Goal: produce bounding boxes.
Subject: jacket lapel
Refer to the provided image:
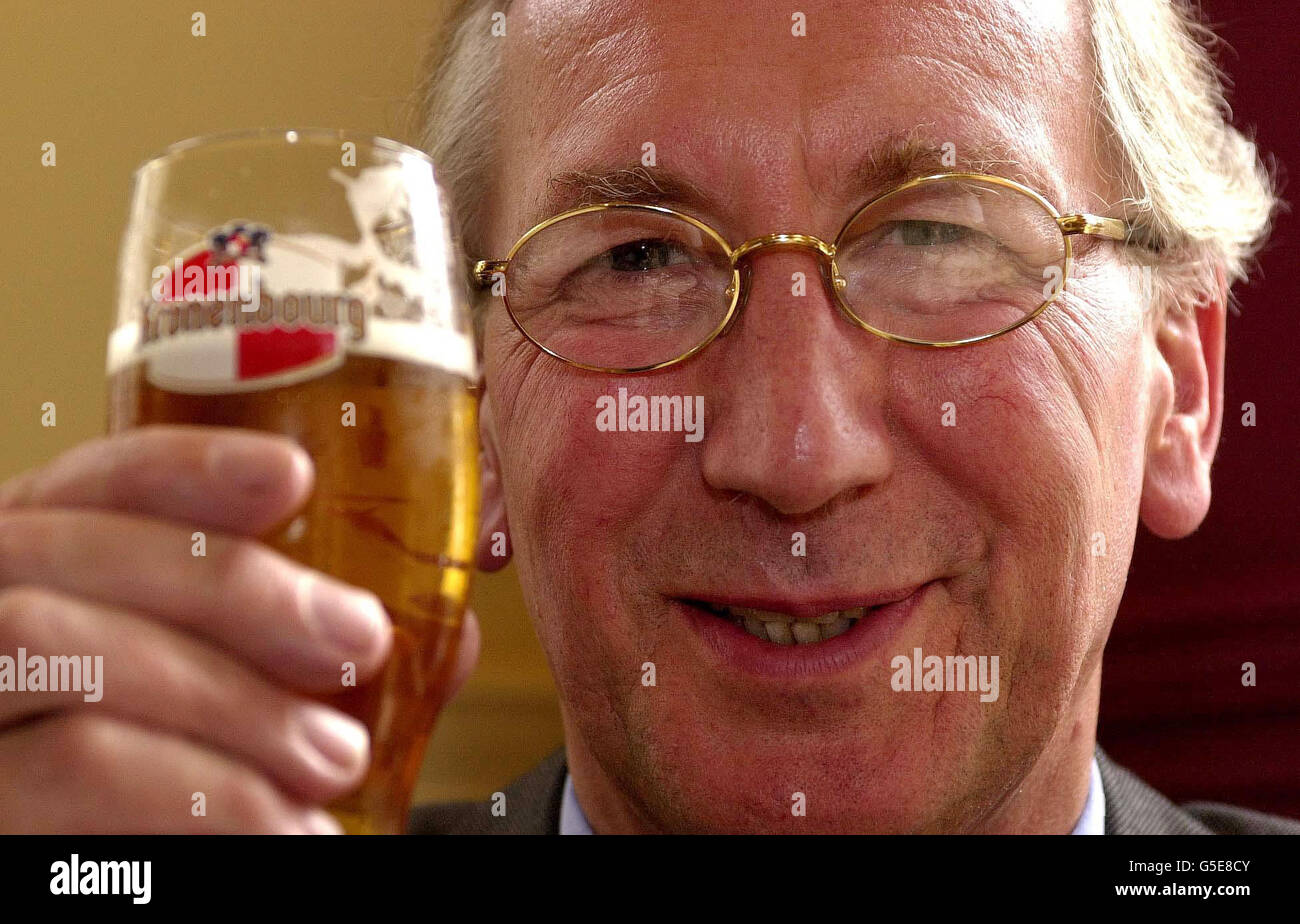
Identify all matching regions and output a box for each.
[407,746,567,835]
[1096,746,1213,834]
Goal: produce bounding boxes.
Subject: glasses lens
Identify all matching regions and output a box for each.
[835,177,1066,343]
[504,207,734,369]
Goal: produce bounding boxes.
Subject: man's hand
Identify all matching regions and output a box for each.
[0,426,479,833]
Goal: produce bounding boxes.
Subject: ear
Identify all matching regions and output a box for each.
[475,388,512,571]
[1138,266,1227,539]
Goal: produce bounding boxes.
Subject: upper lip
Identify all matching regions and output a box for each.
[680,583,927,619]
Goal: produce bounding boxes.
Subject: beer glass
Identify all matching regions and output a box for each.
[107,129,480,834]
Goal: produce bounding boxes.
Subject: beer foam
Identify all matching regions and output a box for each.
[109,163,478,385]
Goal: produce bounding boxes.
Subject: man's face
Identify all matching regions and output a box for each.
[476,0,1213,832]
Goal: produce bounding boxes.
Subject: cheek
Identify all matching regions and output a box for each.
[894,288,1148,667]
[897,286,1147,529]
[496,377,687,535]
[897,345,1091,527]
[485,314,691,601]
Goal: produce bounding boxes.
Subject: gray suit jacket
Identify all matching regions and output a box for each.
[408,745,1300,834]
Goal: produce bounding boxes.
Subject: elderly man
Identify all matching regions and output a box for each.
[0,0,1293,835]
[409,0,1297,835]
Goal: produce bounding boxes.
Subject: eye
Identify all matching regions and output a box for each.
[602,239,691,272]
[885,220,972,246]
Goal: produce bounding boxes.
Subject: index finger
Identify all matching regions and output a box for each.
[0,425,314,536]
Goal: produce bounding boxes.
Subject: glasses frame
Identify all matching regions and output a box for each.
[471,172,1135,374]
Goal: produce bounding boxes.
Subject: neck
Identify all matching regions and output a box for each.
[974,665,1101,834]
[561,719,665,835]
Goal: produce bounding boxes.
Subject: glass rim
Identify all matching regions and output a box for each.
[132,127,434,179]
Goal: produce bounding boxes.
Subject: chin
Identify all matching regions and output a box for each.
[610,705,989,834]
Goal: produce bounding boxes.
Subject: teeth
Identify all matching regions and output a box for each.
[813,607,866,624]
[765,621,793,644]
[822,615,852,639]
[790,621,821,644]
[731,606,791,623]
[705,603,864,644]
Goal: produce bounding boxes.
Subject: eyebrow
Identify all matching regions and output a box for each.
[531,166,714,228]
[841,132,1057,202]
[526,131,1062,233]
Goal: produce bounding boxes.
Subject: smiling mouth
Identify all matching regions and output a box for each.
[687,602,869,645]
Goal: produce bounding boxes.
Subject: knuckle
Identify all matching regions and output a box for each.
[99,434,154,491]
[0,511,66,587]
[0,584,59,641]
[150,643,228,725]
[207,537,304,625]
[44,714,123,778]
[0,511,36,580]
[222,768,294,830]
[95,430,190,508]
[0,468,36,509]
[205,535,267,589]
[0,583,48,619]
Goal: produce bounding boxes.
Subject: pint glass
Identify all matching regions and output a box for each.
[107,129,479,834]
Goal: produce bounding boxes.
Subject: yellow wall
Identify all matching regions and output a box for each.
[0,0,561,806]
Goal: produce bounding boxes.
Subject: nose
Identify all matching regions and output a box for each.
[700,242,894,518]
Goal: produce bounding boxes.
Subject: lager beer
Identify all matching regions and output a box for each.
[109,130,480,834]
[108,356,477,834]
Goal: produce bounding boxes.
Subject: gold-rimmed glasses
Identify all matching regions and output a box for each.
[472,172,1139,373]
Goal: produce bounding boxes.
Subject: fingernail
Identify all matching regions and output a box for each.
[305,576,389,655]
[297,704,369,774]
[299,808,345,835]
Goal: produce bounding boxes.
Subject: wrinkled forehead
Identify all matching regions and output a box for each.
[497,0,1099,233]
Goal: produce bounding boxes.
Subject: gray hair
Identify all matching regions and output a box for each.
[413,0,1277,319]
[413,0,511,324]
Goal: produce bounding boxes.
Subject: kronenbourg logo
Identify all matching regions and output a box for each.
[139,219,359,393]
[110,165,479,392]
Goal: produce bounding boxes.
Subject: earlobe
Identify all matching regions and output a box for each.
[475,393,512,571]
[1138,268,1226,539]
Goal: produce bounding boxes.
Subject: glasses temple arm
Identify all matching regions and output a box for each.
[472,259,508,288]
[1057,213,1135,242]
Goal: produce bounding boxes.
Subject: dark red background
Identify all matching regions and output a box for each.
[1097,1,1300,818]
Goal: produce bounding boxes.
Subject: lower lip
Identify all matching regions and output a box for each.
[676,583,933,680]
